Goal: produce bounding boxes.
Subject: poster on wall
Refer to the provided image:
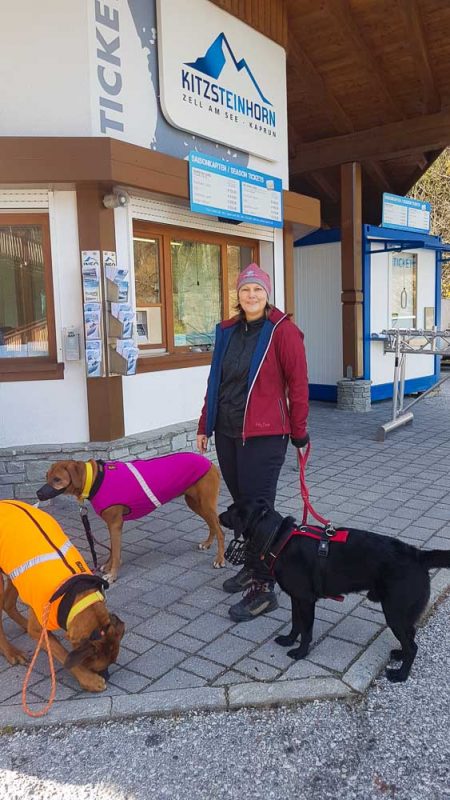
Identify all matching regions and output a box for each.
[106,266,129,302]
[103,251,117,269]
[84,303,102,340]
[85,339,103,378]
[116,339,139,375]
[81,251,101,302]
[111,303,135,339]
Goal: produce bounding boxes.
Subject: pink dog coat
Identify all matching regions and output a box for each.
[89,453,212,520]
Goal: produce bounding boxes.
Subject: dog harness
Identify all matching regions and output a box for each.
[0,500,97,630]
[229,518,349,601]
[264,524,349,574]
[86,453,212,520]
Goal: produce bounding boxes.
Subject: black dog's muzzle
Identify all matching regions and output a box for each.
[36,483,66,501]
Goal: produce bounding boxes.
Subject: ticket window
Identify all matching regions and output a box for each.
[132,223,257,359]
[389,252,417,329]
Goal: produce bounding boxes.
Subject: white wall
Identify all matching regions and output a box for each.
[0,190,89,447]
[0,3,91,136]
[370,245,436,386]
[122,366,210,436]
[442,298,450,329]
[294,243,343,385]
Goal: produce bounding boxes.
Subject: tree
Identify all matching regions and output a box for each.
[408,148,450,298]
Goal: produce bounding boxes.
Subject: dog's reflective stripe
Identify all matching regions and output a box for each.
[9,540,72,580]
[124,462,161,508]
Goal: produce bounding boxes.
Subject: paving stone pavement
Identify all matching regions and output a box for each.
[1,381,450,728]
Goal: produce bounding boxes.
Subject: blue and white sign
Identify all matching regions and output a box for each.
[382,193,431,234]
[189,152,283,228]
[157,0,287,163]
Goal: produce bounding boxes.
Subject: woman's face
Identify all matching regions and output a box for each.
[238,283,268,320]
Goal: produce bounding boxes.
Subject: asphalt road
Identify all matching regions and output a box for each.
[0,594,449,800]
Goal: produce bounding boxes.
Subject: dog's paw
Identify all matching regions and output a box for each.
[198,540,211,552]
[102,570,118,584]
[79,673,107,692]
[3,644,28,666]
[287,645,309,661]
[275,634,297,648]
[213,558,226,569]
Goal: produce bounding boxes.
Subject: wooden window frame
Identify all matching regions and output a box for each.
[132,221,259,372]
[0,213,63,382]
[134,234,167,352]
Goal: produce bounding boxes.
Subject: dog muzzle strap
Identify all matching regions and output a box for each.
[36,483,66,501]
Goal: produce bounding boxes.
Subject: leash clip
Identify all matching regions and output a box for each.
[324,523,336,538]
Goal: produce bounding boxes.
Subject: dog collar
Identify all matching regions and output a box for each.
[66,591,104,628]
[80,461,94,501]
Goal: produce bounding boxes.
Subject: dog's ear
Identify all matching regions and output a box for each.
[66,461,85,492]
[64,639,96,669]
[100,614,125,665]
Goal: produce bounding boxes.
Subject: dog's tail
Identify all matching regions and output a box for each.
[418,549,450,570]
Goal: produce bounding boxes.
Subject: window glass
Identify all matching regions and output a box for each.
[227,244,254,312]
[390,253,417,328]
[171,240,221,348]
[134,237,163,345]
[0,224,48,358]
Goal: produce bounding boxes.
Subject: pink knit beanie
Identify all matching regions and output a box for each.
[236,263,271,297]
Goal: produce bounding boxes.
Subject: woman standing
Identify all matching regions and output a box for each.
[197,264,309,622]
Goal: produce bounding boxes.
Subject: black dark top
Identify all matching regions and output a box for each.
[215,316,265,437]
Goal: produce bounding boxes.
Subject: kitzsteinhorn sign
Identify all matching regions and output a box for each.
[156,0,287,163]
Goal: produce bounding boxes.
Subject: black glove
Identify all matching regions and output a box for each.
[290,433,310,449]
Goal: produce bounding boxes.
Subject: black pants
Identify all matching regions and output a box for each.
[215,432,288,506]
[215,432,288,587]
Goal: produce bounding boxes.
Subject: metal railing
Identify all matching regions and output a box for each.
[374,328,450,441]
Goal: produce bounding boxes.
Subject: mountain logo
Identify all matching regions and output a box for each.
[185,32,272,107]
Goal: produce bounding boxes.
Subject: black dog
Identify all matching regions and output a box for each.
[227,500,450,682]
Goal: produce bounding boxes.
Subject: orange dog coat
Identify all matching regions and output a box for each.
[0,500,91,630]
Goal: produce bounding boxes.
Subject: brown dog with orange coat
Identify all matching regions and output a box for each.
[0,500,124,693]
[37,452,225,583]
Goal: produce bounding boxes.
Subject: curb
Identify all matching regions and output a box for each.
[1,572,448,731]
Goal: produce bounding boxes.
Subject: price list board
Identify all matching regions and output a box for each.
[189,152,283,228]
[382,192,431,234]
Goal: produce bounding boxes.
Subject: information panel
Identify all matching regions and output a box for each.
[189,152,283,228]
[382,193,431,234]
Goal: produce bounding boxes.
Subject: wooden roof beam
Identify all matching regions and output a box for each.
[290,111,450,174]
[308,171,339,204]
[326,0,403,121]
[398,0,441,114]
[364,161,391,193]
[287,39,353,135]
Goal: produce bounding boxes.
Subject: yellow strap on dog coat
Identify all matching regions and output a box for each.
[66,591,104,628]
[80,461,94,501]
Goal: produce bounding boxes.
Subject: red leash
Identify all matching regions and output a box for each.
[298,442,330,527]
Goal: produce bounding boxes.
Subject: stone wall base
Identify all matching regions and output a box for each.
[0,420,214,502]
[337,379,372,413]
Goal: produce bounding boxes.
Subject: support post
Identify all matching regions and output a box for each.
[340,162,364,378]
[283,222,295,315]
[76,183,125,442]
